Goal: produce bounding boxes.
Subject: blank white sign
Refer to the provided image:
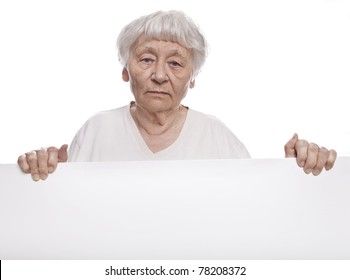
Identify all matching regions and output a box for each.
[0,158,349,260]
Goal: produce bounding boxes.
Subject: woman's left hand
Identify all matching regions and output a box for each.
[284,133,337,176]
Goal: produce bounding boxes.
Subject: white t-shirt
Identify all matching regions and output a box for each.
[68,103,250,161]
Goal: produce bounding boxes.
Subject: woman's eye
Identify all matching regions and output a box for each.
[169,61,181,67]
[141,58,153,64]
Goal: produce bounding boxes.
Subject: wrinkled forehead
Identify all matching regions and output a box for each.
[131,36,193,59]
[134,36,190,51]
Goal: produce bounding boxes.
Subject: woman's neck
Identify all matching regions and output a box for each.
[130,102,187,136]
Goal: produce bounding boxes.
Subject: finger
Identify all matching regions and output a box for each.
[17,154,31,173]
[325,149,337,171]
[25,151,40,181]
[284,133,298,157]
[294,139,309,167]
[311,147,329,176]
[58,144,69,162]
[47,147,59,173]
[36,148,49,180]
[303,143,319,174]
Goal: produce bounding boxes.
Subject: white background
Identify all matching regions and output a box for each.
[0,0,349,163]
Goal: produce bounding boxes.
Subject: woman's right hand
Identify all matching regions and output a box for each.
[17,144,69,181]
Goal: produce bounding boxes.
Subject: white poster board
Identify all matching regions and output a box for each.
[0,158,349,259]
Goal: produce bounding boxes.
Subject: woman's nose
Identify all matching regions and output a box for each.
[151,62,169,84]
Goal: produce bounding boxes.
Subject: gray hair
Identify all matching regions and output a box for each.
[116,10,208,77]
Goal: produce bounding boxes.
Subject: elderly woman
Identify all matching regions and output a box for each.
[18,10,337,181]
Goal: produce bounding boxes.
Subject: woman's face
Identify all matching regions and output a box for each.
[123,39,195,113]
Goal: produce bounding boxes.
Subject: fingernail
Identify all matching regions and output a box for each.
[32,174,40,181]
[48,167,54,173]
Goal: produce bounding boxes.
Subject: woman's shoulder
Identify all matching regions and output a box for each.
[72,105,129,138]
[185,108,250,158]
[81,104,129,127]
[187,108,229,128]
[69,104,130,151]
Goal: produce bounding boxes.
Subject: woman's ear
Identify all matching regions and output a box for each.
[190,79,195,89]
[122,67,129,82]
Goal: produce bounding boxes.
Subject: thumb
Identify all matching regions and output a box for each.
[284,133,298,158]
[58,144,69,162]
